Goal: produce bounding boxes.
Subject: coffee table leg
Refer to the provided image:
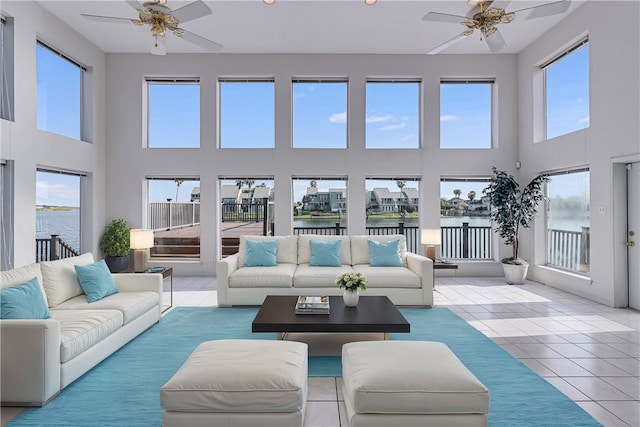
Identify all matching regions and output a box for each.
[384,332,390,340]
[277,332,285,340]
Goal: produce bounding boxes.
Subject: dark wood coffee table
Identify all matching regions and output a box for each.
[252,295,410,340]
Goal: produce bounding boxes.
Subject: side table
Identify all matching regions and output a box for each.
[432,261,458,289]
[124,266,173,313]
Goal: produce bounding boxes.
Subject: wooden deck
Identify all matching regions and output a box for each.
[153,222,266,239]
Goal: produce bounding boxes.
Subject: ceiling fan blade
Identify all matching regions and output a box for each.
[81,14,134,24]
[512,0,571,20]
[176,28,222,52]
[488,1,512,10]
[125,1,143,11]
[485,28,507,52]
[422,11,469,24]
[171,0,213,24]
[427,31,471,55]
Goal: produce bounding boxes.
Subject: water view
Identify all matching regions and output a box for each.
[36,209,80,251]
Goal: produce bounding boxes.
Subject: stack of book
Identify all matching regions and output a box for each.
[295,296,330,314]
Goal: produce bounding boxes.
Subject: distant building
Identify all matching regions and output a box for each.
[304,188,346,213]
[190,187,200,202]
[367,187,419,213]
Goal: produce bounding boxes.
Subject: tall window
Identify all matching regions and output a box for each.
[440,178,492,259]
[293,80,347,148]
[366,178,420,253]
[1,160,13,269]
[219,80,274,148]
[546,169,590,273]
[219,178,274,258]
[37,42,85,140]
[293,177,348,234]
[147,177,200,259]
[1,15,14,121]
[544,39,589,140]
[147,79,200,148]
[366,81,420,149]
[36,169,82,254]
[440,80,493,149]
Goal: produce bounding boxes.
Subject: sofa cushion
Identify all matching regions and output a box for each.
[54,291,159,325]
[0,262,47,303]
[367,239,404,267]
[309,240,342,267]
[40,253,95,308]
[51,309,123,363]
[352,265,420,288]
[0,277,51,319]
[238,235,297,268]
[293,264,355,288]
[245,240,279,267]
[298,235,352,265]
[74,260,119,303]
[350,235,407,266]
[230,264,296,288]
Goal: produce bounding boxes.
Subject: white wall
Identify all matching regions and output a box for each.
[518,1,640,306]
[105,53,518,276]
[0,1,107,268]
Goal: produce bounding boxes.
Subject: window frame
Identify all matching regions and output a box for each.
[1,14,15,122]
[365,79,421,149]
[292,176,349,234]
[218,78,275,149]
[439,79,494,150]
[145,78,201,149]
[292,78,349,149]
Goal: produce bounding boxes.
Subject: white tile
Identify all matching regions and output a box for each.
[564,377,635,400]
[303,401,341,427]
[308,377,338,401]
[598,400,640,426]
[544,377,590,401]
[602,376,640,400]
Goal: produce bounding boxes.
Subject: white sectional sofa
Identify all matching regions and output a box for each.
[0,253,163,406]
[217,234,433,307]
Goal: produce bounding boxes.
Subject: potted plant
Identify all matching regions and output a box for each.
[336,271,367,307]
[100,218,131,273]
[483,167,549,285]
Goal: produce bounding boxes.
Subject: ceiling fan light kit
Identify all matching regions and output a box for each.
[424,0,571,54]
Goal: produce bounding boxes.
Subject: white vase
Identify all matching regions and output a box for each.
[502,263,529,285]
[343,289,360,307]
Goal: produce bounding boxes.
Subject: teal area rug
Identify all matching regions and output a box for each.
[9,307,601,427]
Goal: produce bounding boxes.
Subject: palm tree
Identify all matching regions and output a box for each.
[174,179,184,202]
[453,188,462,198]
[396,180,406,192]
[468,190,476,201]
[244,179,255,190]
[310,180,317,188]
[235,179,243,190]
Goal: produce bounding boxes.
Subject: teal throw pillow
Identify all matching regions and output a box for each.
[0,277,51,319]
[245,240,279,267]
[75,259,119,303]
[309,240,342,267]
[368,239,404,267]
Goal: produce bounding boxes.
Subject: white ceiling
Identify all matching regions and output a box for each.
[35,0,586,55]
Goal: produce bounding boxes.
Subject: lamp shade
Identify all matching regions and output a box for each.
[421,228,441,245]
[130,229,154,249]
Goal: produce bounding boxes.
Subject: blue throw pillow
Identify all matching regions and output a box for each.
[75,259,119,303]
[0,277,51,319]
[368,239,404,267]
[245,240,279,267]
[309,240,342,267]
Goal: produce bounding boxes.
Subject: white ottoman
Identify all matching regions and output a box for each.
[160,339,308,427]
[342,341,490,427]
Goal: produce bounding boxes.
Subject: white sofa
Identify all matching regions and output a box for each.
[0,253,163,406]
[217,234,433,307]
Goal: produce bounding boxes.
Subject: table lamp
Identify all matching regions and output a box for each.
[130,229,154,273]
[421,228,441,261]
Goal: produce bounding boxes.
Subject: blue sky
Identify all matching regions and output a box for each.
[35,43,590,206]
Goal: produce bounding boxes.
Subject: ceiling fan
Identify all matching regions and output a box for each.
[423,0,571,54]
[81,0,222,55]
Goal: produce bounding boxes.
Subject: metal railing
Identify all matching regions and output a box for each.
[149,202,200,231]
[35,234,80,262]
[441,222,493,260]
[547,227,590,272]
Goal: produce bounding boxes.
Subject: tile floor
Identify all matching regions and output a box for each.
[2,275,639,427]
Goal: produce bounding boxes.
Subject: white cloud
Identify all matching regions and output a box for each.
[578,116,590,124]
[328,112,347,123]
[378,122,406,131]
[440,114,458,122]
[366,114,393,124]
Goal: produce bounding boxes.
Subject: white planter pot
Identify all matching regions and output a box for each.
[502,263,529,285]
[343,289,360,307]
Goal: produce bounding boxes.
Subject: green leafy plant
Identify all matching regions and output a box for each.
[483,167,549,264]
[100,219,131,257]
[335,272,368,291]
